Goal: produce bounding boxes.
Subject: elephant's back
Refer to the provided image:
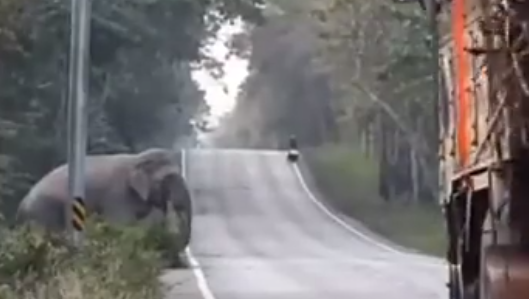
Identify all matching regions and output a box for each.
[26,164,70,202]
[22,154,133,204]
[84,154,133,190]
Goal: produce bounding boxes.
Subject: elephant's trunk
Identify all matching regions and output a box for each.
[167,173,192,248]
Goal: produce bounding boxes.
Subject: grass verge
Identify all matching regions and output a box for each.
[0,217,185,299]
[303,144,446,256]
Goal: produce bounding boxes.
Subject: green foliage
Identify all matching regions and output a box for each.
[312,0,438,200]
[0,220,168,299]
[141,220,187,268]
[215,0,339,148]
[307,144,379,206]
[304,145,446,255]
[304,145,380,213]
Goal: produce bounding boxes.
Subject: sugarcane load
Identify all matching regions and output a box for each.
[416,0,529,298]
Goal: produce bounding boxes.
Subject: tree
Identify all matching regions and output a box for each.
[215,0,339,148]
[0,0,265,220]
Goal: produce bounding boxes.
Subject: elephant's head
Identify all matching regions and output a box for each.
[127,148,180,212]
[127,148,192,250]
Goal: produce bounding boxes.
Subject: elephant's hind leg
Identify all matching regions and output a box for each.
[30,196,68,232]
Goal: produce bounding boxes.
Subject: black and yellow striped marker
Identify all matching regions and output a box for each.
[72,197,87,231]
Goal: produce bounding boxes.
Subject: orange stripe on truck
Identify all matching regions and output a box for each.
[452,0,471,167]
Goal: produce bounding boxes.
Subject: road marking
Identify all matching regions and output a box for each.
[181,149,216,299]
[185,247,216,299]
[291,161,443,265]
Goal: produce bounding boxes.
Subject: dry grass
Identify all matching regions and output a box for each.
[0,218,184,299]
[3,270,159,299]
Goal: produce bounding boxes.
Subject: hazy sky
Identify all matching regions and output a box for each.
[191,20,249,127]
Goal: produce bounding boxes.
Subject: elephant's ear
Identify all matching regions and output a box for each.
[128,168,150,201]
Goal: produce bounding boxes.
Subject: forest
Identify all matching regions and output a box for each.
[211,0,445,253]
[215,0,437,203]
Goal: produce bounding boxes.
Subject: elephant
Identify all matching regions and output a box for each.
[16,148,192,249]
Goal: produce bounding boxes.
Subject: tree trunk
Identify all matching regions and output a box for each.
[410,144,419,203]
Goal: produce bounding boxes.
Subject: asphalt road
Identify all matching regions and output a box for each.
[181,149,447,299]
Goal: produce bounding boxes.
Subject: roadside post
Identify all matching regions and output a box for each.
[66,0,92,247]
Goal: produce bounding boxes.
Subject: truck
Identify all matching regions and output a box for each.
[430,0,529,298]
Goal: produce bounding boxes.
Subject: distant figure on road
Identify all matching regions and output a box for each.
[287,135,299,163]
[289,134,298,150]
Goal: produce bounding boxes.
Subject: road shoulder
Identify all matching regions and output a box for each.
[295,157,437,257]
[160,256,204,299]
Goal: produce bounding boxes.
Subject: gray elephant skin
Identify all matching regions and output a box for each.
[16,148,192,248]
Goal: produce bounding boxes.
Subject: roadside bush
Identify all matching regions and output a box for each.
[141,220,187,268]
[305,144,380,212]
[0,218,171,299]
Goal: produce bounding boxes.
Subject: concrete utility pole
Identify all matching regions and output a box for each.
[66,0,92,247]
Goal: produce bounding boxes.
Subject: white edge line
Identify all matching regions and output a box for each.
[290,163,401,253]
[291,161,444,266]
[181,149,216,299]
